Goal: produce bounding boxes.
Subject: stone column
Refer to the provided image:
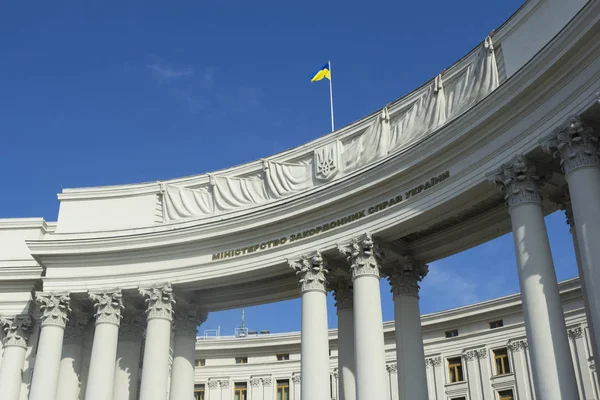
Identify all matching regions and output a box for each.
[331,279,356,400]
[338,234,389,400]
[489,156,579,400]
[169,301,208,400]
[542,116,600,358]
[112,307,145,400]
[0,315,33,400]
[387,261,429,400]
[29,292,72,400]
[289,252,330,400]
[85,289,125,400]
[139,283,176,400]
[56,308,89,400]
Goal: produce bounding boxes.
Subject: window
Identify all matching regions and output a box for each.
[276,379,290,400]
[494,348,511,375]
[445,329,459,338]
[276,353,290,361]
[498,389,514,400]
[490,320,504,329]
[448,357,464,383]
[194,384,205,400]
[235,357,248,364]
[234,383,247,400]
[195,359,206,367]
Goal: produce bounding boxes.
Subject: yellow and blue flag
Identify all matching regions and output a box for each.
[310,62,331,82]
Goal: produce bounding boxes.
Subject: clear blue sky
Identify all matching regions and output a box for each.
[1,0,578,335]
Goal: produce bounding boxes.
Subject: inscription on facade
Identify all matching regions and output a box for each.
[212,171,450,261]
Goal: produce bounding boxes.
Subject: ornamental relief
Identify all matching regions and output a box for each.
[507,339,528,352]
[338,233,383,278]
[139,283,176,321]
[89,289,124,326]
[0,315,33,348]
[289,252,329,292]
[461,348,487,360]
[488,156,544,208]
[314,141,341,181]
[36,292,71,328]
[425,356,442,368]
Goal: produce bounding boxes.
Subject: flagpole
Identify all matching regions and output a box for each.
[328,60,335,132]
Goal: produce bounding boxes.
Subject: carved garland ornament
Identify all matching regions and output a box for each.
[488,155,544,208]
[139,283,176,321]
[36,292,72,328]
[462,348,488,360]
[507,340,528,352]
[568,327,583,340]
[292,374,301,384]
[208,381,219,389]
[338,233,382,278]
[425,356,442,368]
[386,363,397,373]
[0,315,33,348]
[541,115,600,174]
[89,289,124,326]
[388,260,429,299]
[288,252,328,293]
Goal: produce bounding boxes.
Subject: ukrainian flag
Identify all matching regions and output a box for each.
[310,62,331,82]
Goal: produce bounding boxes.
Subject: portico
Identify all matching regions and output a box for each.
[0,1,599,399]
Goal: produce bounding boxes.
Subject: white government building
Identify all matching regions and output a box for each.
[1,0,599,399]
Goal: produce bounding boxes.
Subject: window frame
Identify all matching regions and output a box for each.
[194,383,205,400]
[276,379,290,400]
[235,357,248,364]
[447,356,464,383]
[195,359,206,367]
[445,329,459,338]
[276,353,290,361]
[498,389,514,400]
[234,382,248,400]
[489,320,504,329]
[493,348,511,376]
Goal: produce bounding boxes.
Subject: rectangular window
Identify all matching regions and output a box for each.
[498,389,514,400]
[235,357,248,364]
[448,357,464,383]
[194,384,205,400]
[494,348,511,375]
[234,382,247,400]
[445,329,459,338]
[195,359,205,367]
[276,353,290,361]
[490,320,504,329]
[276,379,290,400]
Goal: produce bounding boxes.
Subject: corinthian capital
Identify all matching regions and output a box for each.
[541,115,600,174]
[89,289,124,326]
[288,252,328,293]
[338,233,382,279]
[387,260,428,299]
[0,314,33,348]
[488,155,544,208]
[331,279,353,311]
[139,283,176,321]
[35,292,71,328]
[173,300,208,335]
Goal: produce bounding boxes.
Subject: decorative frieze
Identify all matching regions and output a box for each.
[462,348,488,360]
[36,292,71,328]
[89,289,124,326]
[139,283,176,321]
[292,374,301,384]
[220,380,230,388]
[331,278,353,311]
[387,260,429,299]
[263,377,272,386]
[568,327,583,340]
[507,339,528,352]
[0,314,33,348]
[541,115,600,174]
[425,356,442,368]
[386,363,397,373]
[250,378,262,387]
[208,381,219,389]
[338,233,383,278]
[488,155,544,208]
[288,251,328,293]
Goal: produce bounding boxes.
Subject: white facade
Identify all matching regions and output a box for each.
[192,278,598,400]
[1,0,600,399]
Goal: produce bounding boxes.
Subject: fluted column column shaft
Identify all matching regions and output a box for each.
[139,283,176,400]
[29,292,72,400]
[0,315,33,400]
[85,290,124,400]
[543,116,600,359]
[490,156,579,400]
[169,305,207,400]
[290,252,330,400]
[332,281,356,400]
[339,235,389,400]
[388,262,429,400]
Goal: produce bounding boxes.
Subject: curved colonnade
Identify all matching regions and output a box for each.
[0,0,599,399]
